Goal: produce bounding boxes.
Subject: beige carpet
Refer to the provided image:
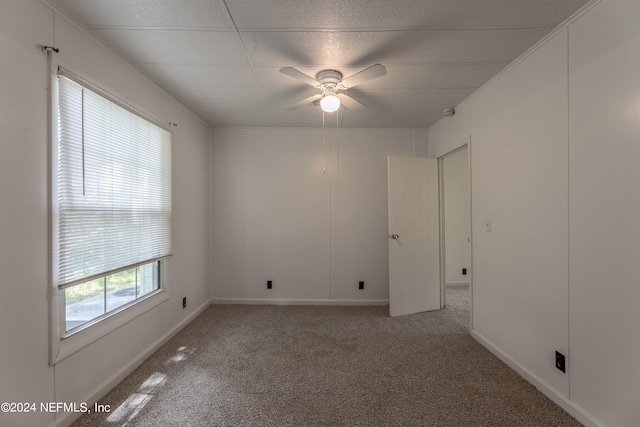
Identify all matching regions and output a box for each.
[71,287,581,426]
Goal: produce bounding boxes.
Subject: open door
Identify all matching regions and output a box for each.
[388,156,440,317]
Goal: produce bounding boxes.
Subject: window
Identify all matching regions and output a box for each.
[53,68,172,335]
[64,261,160,332]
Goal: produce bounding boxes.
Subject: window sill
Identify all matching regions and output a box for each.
[51,290,168,364]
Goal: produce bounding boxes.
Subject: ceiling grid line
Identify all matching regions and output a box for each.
[219,0,262,88]
[232,25,559,33]
[84,25,559,33]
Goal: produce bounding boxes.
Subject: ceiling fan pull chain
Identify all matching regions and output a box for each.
[336,108,340,175]
[322,111,327,175]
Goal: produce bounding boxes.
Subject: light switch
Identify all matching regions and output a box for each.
[485,219,492,232]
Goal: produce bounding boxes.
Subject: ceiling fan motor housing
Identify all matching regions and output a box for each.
[316,70,343,87]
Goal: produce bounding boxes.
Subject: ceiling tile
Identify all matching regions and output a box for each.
[380,64,510,89]
[51,0,233,28]
[339,105,443,128]
[138,64,259,89]
[240,28,553,66]
[202,105,327,127]
[351,88,478,108]
[171,86,312,108]
[226,0,588,30]
[93,29,248,65]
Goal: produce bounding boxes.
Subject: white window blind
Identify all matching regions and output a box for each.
[54,69,172,289]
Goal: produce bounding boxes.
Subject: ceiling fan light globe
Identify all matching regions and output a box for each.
[320,95,340,113]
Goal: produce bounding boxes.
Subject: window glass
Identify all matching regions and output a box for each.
[65,261,159,332]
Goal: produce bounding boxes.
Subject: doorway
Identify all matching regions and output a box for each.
[439,145,471,325]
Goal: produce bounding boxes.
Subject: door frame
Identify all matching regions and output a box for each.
[437,138,473,330]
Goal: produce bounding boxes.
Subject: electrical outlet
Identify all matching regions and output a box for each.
[267,280,272,289]
[182,297,187,309]
[555,351,566,373]
[462,268,467,275]
[359,281,365,290]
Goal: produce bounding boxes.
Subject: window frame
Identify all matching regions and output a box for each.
[49,60,171,365]
[61,260,163,337]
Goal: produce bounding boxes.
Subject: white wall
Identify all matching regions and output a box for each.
[442,146,470,286]
[210,127,424,303]
[429,0,640,426]
[0,1,211,426]
[433,21,571,399]
[568,1,640,426]
[0,3,56,427]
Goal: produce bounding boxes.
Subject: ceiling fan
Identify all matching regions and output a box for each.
[279,64,387,113]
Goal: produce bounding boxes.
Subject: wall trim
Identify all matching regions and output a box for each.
[52,299,212,427]
[211,298,389,306]
[470,330,606,427]
[446,281,470,288]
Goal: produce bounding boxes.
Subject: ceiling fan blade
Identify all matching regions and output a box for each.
[337,93,366,111]
[341,64,387,88]
[287,93,323,110]
[280,67,320,87]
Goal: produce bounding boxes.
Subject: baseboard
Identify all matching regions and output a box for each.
[211,298,389,306]
[53,299,212,427]
[470,330,606,427]
[446,281,470,288]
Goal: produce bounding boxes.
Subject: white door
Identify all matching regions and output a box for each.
[388,156,441,317]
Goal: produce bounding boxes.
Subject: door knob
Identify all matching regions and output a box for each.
[390,234,400,240]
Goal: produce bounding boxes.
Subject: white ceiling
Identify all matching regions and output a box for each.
[50,0,590,128]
